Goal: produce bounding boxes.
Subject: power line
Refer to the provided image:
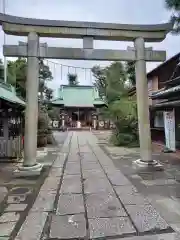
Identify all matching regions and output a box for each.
[46,59,94,84]
[46,59,92,71]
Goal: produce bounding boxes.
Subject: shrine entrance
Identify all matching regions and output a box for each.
[0,13,172,175]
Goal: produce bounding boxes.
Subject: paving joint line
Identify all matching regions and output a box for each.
[77,135,90,240]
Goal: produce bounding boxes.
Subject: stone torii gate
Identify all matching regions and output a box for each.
[0,13,172,176]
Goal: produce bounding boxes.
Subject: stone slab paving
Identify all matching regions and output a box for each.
[107,170,132,186]
[57,194,85,215]
[15,212,48,240]
[110,233,179,239]
[85,191,127,218]
[12,131,175,240]
[31,190,56,212]
[0,187,8,205]
[60,174,82,194]
[48,167,63,177]
[0,222,17,237]
[89,217,136,239]
[84,176,114,194]
[13,132,73,240]
[64,162,81,175]
[0,213,19,223]
[114,185,150,205]
[4,204,27,212]
[82,169,106,179]
[126,204,169,233]
[50,214,86,239]
[94,131,180,238]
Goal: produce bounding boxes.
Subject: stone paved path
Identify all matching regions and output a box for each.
[6,131,179,239]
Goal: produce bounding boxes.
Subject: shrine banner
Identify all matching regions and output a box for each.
[163,109,176,151]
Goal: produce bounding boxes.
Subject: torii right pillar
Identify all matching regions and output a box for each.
[134,37,160,169]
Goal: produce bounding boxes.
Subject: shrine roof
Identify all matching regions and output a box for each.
[51,85,105,107]
[150,85,180,100]
[0,81,25,106]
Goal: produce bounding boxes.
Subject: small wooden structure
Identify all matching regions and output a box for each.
[0,81,25,159]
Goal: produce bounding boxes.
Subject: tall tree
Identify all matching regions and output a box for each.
[67,73,79,86]
[39,59,53,101]
[92,65,107,98]
[165,0,180,33]
[125,61,136,86]
[92,62,126,104]
[92,61,138,147]
[7,58,53,100]
[44,87,53,101]
[7,58,27,98]
[105,62,126,104]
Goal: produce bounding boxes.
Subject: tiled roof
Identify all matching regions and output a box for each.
[150,85,180,99]
[51,85,105,107]
[0,81,25,106]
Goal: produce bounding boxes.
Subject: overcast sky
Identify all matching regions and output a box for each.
[0,0,179,95]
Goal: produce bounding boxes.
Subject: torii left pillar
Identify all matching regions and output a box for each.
[15,32,43,176]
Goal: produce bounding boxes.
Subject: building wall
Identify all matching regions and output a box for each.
[175,107,180,148]
[148,76,159,106]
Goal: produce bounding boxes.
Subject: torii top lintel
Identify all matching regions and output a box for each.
[0,13,173,42]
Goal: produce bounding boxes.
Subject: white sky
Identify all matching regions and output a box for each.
[0,0,179,96]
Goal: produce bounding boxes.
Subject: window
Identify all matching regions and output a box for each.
[154,111,164,128]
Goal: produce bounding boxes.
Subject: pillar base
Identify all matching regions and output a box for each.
[133,159,163,171]
[14,163,43,177]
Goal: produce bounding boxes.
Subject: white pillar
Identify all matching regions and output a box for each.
[23,32,40,167]
[15,32,42,176]
[14,32,42,176]
[134,37,153,164]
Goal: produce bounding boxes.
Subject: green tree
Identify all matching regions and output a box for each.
[105,62,127,104]
[165,0,180,33]
[92,62,126,103]
[7,58,27,98]
[39,59,53,102]
[125,61,136,86]
[67,73,79,86]
[92,61,139,147]
[7,58,53,100]
[48,107,60,120]
[45,87,53,101]
[92,65,107,98]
